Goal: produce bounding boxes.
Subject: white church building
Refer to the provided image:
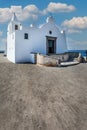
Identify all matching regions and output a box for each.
[7,13,68,63]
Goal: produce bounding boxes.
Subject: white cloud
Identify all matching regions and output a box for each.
[11,5,40,21]
[0,3,76,23]
[10,6,22,13]
[24,5,39,14]
[0,5,40,23]
[0,8,12,22]
[62,16,87,29]
[43,2,75,14]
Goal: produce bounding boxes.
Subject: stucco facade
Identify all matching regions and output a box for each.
[7,13,67,63]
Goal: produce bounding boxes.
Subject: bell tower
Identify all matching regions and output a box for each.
[7,13,22,63]
[7,13,22,34]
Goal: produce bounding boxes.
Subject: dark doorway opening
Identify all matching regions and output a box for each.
[48,39,55,53]
[46,36,57,54]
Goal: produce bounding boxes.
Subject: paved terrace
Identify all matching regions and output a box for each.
[0,54,87,130]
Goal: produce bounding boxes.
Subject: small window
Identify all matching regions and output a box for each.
[24,33,28,39]
[49,30,52,34]
[15,25,18,30]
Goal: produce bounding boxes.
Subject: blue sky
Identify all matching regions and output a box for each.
[0,0,87,50]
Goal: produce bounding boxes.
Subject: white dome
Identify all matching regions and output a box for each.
[46,16,55,23]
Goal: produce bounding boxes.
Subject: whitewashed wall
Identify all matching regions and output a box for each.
[7,17,68,63]
[7,32,15,63]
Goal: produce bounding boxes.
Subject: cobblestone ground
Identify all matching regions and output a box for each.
[0,54,87,130]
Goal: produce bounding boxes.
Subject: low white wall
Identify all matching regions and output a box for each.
[37,53,69,66]
[50,53,69,62]
[29,53,35,63]
[37,54,59,66]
